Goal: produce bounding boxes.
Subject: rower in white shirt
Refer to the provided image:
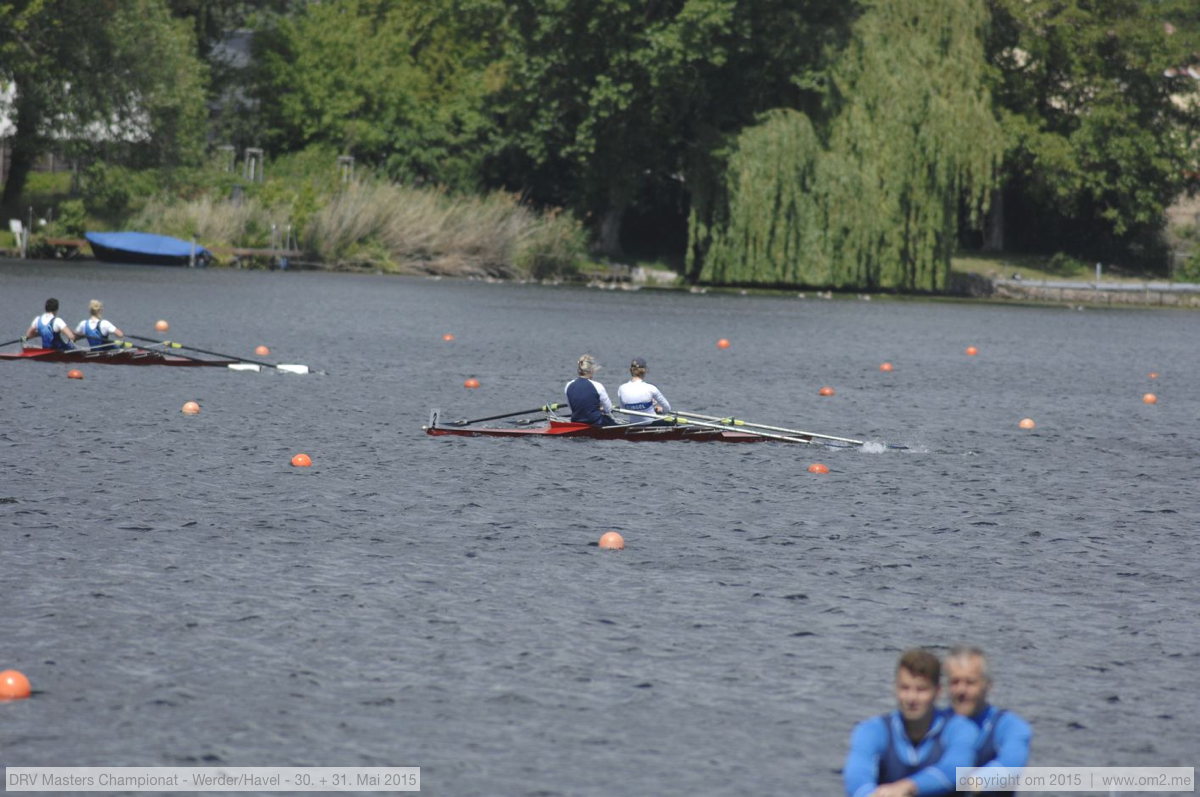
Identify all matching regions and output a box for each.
[617,357,670,420]
[24,297,76,350]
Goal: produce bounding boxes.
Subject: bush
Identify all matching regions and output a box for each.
[77,163,164,220]
[1046,251,1089,277]
[1174,249,1200,283]
[43,199,88,237]
[514,208,585,279]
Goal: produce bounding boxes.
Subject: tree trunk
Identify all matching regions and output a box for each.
[0,88,43,216]
[596,201,625,257]
[982,187,1004,252]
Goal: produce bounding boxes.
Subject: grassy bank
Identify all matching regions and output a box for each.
[952,252,1165,284]
[16,153,588,279]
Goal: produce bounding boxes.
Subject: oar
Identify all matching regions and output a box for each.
[115,340,223,365]
[614,408,818,444]
[125,334,315,374]
[1,338,25,349]
[672,409,908,450]
[449,403,566,427]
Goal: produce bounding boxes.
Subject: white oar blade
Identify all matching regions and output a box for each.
[276,364,309,375]
[227,363,261,372]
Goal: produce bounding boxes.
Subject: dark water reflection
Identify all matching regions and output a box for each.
[1,259,1197,795]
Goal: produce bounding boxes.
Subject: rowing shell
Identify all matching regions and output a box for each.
[1,347,238,367]
[424,409,766,442]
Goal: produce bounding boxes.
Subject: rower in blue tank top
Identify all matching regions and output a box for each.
[75,299,125,349]
[564,353,618,426]
[24,297,76,350]
[843,648,977,796]
[945,646,1032,797]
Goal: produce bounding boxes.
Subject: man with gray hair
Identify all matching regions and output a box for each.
[564,353,617,426]
[945,646,1032,795]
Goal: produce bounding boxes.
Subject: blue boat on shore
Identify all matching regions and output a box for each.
[85,232,211,266]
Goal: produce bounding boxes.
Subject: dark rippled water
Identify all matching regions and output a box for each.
[2,259,1197,796]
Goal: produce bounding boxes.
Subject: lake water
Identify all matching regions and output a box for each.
[1,259,1197,796]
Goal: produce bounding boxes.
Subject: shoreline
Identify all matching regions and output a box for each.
[7,253,1199,310]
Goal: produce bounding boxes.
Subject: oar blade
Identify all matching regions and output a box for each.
[227,363,262,372]
[276,364,309,375]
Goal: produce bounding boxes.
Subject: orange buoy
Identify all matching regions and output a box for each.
[255,345,270,356]
[155,320,169,332]
[1148,372,1159,380]
[879,362,894,372]
[291,453,312,467]
[464,377,480,389]
[442,333,455,342]
[716,338,731,349]
[598,531,625,550]
[807,463,830,474]
[0,670,31,700]
[181,401,200,415]
[1018,418,1036,430]
[67,369,83,380]
[818,386,835,397]
[965,346,978,356]
[1142,393,1158,405]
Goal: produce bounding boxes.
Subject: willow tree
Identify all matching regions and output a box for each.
[695,0,1002,290]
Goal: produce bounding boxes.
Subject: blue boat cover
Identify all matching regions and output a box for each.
[85,231,211,259]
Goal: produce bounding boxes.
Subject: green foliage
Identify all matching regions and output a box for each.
[46,199,87,237]
[485,0,856,249]
[986,0,1200,257]
[22,172,74,206]
[251,0,496,191]
[698,109,825,285]
[0,0,209,208]
[514,210,587,279]
[696,0,1002,290]
[1046,251,1089,276]
[77,164,166,221]
[1173,248,1200,283]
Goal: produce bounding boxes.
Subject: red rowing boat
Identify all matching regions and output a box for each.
[424,411,766,442]
[0,347,238,367]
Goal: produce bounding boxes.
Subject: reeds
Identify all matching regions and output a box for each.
[129,181,585,277]
[129,194,288,248]
[305,182,584,277]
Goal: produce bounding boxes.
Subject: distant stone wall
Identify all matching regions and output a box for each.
[992,278,1200,308]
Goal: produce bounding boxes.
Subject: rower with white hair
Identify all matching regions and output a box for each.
[564,353,617,426]
[75,300,124,350]
[946,646,1033,796]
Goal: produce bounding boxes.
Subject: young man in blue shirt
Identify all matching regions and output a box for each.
[843,648,978,797]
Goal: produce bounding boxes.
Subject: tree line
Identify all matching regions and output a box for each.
[2,0,1198,288]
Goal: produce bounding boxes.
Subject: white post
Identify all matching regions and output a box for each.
[1095,262,1101,282]
[189,237,196,268]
